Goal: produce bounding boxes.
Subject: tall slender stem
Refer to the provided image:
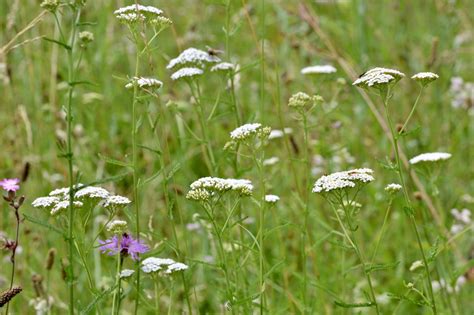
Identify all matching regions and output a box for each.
[371,198,393,262]
[383,92,437,314]
[301,112,311,313]
[399,87,424,134]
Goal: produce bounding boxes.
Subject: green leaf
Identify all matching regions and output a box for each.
[69,80,98,87]
[80,285,117,314]
[365,261,400,273]
[98,153,133,168]
[137,144,161,156]
[23,213,65,237]
[334,300,375,308]
[43,37,71,50]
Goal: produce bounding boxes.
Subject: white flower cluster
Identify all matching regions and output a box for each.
[125,77,163,90]
[265,194,280,203]
[411,72,439,86]
[141,257,188,275]
[211,62,235,72]
[186,177,253,201]
[312,168,375,193]
[230,123,271,142]
[107,220,128,234]
[263,156,279,166]
[167,48,221,70]
[120,269,135,279]
[268,128,292,140]
[450,208,471,235]
[301,65,337,75]
[170,67,203,81]
[114,4,163,24]
[353,67,405,88]
[432,276,467,294]
[450,77,473,115]
[385,183,402,194]
[409,152,451,165]
[32,185,131,215]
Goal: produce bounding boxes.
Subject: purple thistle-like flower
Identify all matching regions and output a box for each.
[0,178,20,192]
[98,233,149,261]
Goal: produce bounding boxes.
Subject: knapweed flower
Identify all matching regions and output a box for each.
[301,65,337,75]
[288,92,323,109]
[0,178,20,192]
[385,183,402,194]
[170,67,203,81]
[125,77,163,90]
[353,67,405,88]
[229,123,271,142]
[409,152,451,165]
[51,200,83,216]
[107,220,128,235]
[312,168,374,193]
[98,233,149,261]
[265,194,280,203]
[187,177,253,201]
[411,72,439,86]
[167,48,221,70]
[211,62,235,72]
[120,269,135,279]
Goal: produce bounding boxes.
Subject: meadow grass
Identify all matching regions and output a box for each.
[0,0,473,314]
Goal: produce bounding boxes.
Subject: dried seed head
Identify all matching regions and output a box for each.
[0,286,22,307]
[40,0,59,12]
[45,248,56,271]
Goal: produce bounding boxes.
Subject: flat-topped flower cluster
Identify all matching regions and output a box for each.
[353,67,405,88]
[141,257,189,275]
[186,177,253,201]
[409,152,451,165]
[312,168,375,193]
[167,47,221,81]
[230,123,271,142]
[32,185,131,216]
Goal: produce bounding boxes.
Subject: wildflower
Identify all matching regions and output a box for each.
[189,177,253,195]
[432,276,467,294]
[411,72,439,86]
[114,4,163,24]
[185,188,213,202]
[78,31,94,46]
[301,65,337,75]
[49,184,84,198]
[268,130,284,139]
[449,77,473,114]
[409,260,424,271]
[141,257,175,273]
[385,183,402,194]
[32,196,60,209]
[106,220,128,235]
[150,16,173,28]
[166,48,221,70]
[29,297,52,315]
[125,77,163,90]
[103,195,131,210]
[288,92,323,109]
[450,208,471,235]
[51,200,83,216]
[409,152,451,165]
[170,67,203,81]
[0,178,20,192]
[40,0,59,12]
[312,168,374,193]
[165,262,189,274]
[229,123,271,142]
[263,156,279,166]
[353,67,405,88]
[211,62,235,72]
[120,269,135,279]
[265,195,280,203]
[75,186,110,200]
[98,233,149,261]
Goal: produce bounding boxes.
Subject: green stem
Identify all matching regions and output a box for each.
[254,146,266,314]
[399,87,424,134]
[371,198,393,263]
[111,252,122,315]
[301,112,311,313]
[383,93,437,314]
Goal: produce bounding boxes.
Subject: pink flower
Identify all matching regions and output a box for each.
[0,178,20,192]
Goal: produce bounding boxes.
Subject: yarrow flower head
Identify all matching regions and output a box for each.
[353,67,405,89]
[288,92,323,110]
[125,77,163,91]
[411,72,439,86]
[301,65,337,75]
[106,220,128,235]
[98,233,149,261]
[74,186,110,200]
[186,177,253,202]
[211,62,235,73]
[141,257,188,275]
[229,123,271,142]
[0,178,20,192]
[120,269,135,279]
[167,48,221,70]
[114,4,163,24]
[51,200,83,216]
[409,152,451,165]
[31,196,60,210]
[312,168,375,193]
[265,194,280,203]
[78,31,94,46]
[385,183,402,194]
[170,67,203,81]
[103,195,132,210]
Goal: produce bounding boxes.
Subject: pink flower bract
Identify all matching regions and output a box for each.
[0,178,20,192]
